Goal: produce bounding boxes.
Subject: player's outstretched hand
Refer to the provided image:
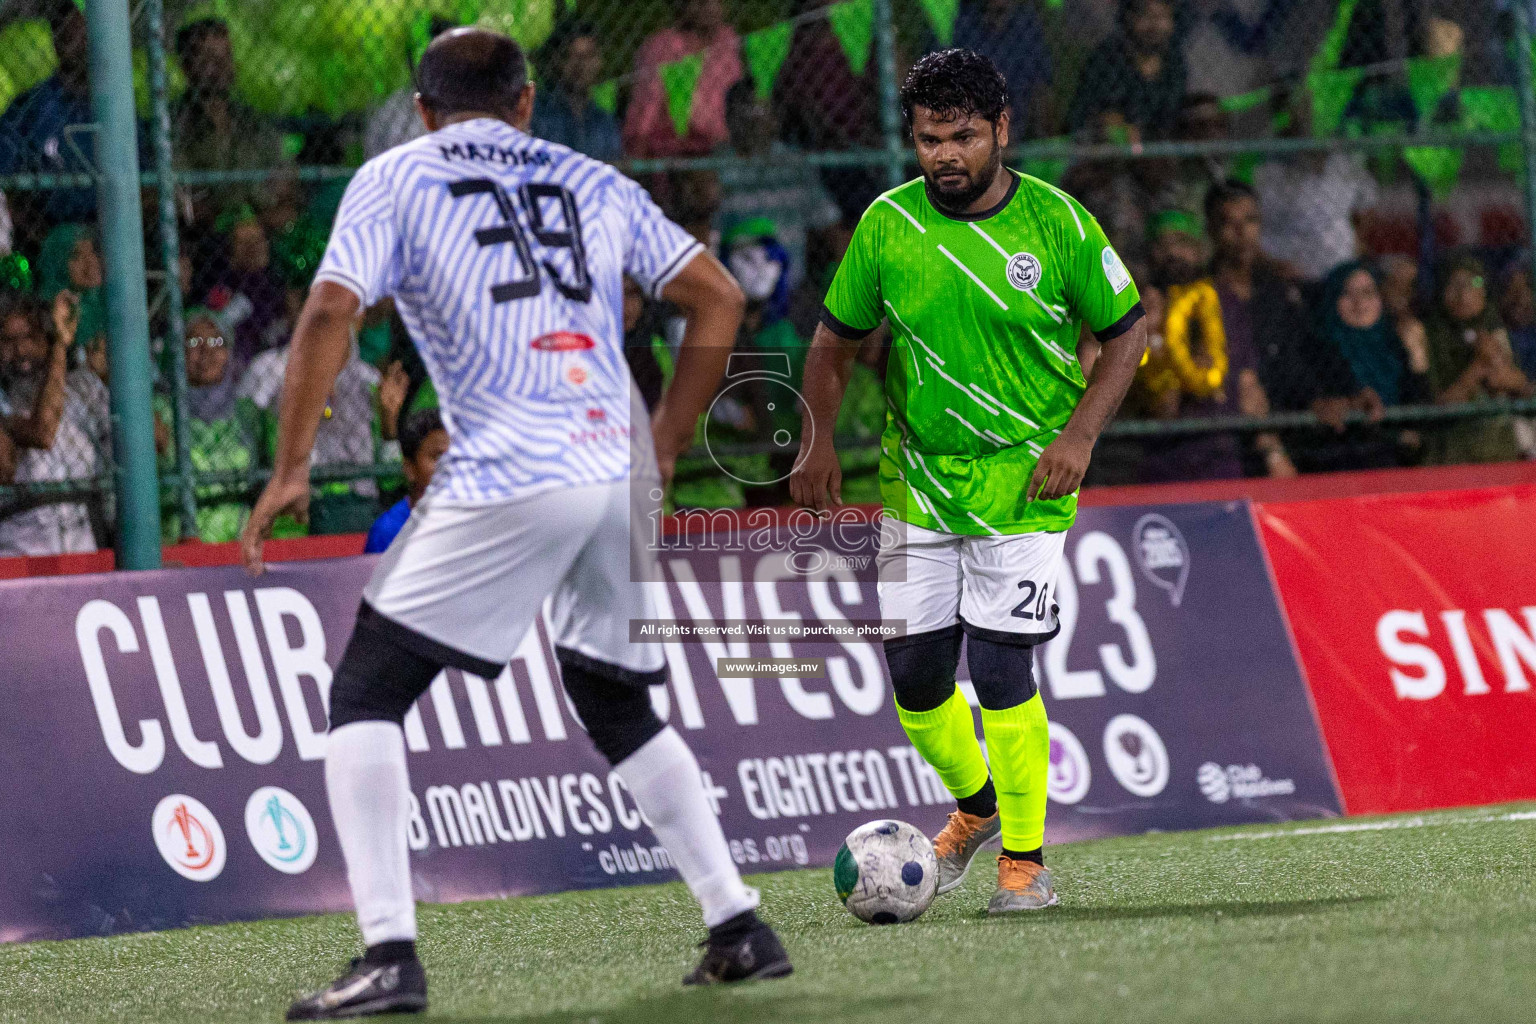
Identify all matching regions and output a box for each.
[789,439,841,512]
[1027,431,1093,503]
[240,473,311,576]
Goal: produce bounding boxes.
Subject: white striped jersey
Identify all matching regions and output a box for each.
[315,117,702,504]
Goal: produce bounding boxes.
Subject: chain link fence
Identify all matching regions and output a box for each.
[1,0,1534,557]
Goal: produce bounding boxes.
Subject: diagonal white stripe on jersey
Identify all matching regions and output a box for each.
[937,245,1008,310]
[316,118,699,504]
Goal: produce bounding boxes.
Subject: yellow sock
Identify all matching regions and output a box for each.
[896,688,991,803]
[979,694,1050,851]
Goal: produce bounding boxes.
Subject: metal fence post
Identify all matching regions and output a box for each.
[145,0,198,540]
[85,0,162,569]
[872,0,904,189]
[1512,5,1536,304]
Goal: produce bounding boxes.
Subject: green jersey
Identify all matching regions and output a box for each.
[822,172,1141,535]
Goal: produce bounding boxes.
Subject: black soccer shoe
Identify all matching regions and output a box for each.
[683,913,793,986]
[285,956,427,1019]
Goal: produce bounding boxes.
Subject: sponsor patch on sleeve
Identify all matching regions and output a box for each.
[1101,246,1132,294]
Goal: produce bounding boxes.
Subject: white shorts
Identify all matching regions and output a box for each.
[363,480,665,679]
[876,520,1066,644]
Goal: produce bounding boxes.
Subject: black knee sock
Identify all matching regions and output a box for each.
[364,940,418,965]
[956,777,998,818]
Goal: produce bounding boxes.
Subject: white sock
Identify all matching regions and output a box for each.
[616,727,760,928]
[325,721,417,945]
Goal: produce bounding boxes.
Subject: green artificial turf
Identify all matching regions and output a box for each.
[3,804,1534,1023]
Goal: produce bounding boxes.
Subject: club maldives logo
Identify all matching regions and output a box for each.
[152,794,226,882]
[1102,714,1170,798]
[1132,513,1190,607]
[1197,762,1297,804]
[245,786,319,874]
[1046,722,1092,804]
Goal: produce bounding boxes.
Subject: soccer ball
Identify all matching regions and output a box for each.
[833,820,938,924]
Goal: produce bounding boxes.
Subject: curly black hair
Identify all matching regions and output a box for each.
[899,49,1010,135]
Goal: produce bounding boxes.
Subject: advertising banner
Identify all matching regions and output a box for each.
[0,500,1336,942]
[1257,485,1536,814]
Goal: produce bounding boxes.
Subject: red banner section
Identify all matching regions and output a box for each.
[1257,484,1536,814]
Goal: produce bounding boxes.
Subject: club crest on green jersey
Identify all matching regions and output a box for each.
[1005,252,1042,291]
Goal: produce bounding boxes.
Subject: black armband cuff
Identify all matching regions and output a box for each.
[819,307,877,340]
[1094,302,1146,342]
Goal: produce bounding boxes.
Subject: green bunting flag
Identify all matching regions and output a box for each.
[660,52,704,137]
[828,0,875,77]
[743,21,794,101]
[1218,86,1272,114]
[1406,52,1461,123]
[1310,0,1361,74]
[1404,146,1463,199]
[1460,86,1521,174]
[590,79,618,116]
[919,0,961,47]
[1307,66,1363,137]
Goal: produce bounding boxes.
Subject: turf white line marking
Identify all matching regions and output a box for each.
[938,245,1009,310]
[945,407,999,443]
[967,511,1002,536]
[879,196,926,234]
[885,301,944,364]
[1208,810,1536,842]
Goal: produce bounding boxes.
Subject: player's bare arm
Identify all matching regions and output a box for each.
[652,252,745,486]
[1027,315,1149,503]
[789,321,864,511]
[239,280,359,574]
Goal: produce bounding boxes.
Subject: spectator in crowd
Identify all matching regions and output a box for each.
[714,80,843,299]
[1312,260,1431,468]
[365,16,457,159]
[1066,0,1187,141]
[1498,258,1536,380]
[154,307,263,544]
[1136,208,1252,481]
[238,322,383,534]
[945,0,1055,139]
[1424,255,1533,465]
[197,207,289,367]
[531,17,622,162]
[0,291,109,555]
[35,223,105,369]
[364,408,448,554]
[776,0,886,223]
[1061,116,1163,277]
[623,0,742,158]
[1252,92,1380,282]
[1153,93,1231,221]
[0,3,96,242]
[1180,0,1297,98]
[172,17,289,239]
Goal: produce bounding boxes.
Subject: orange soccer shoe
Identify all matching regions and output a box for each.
[933,809,1002,894]
[987,856,1058,914]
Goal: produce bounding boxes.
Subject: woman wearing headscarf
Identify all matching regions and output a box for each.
[1313,259,1432,467]
[153,306,264,543]
[34,222,106,373]
[1422,254,1534,466]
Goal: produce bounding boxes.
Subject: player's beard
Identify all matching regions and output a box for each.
[924,135,1004,214]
